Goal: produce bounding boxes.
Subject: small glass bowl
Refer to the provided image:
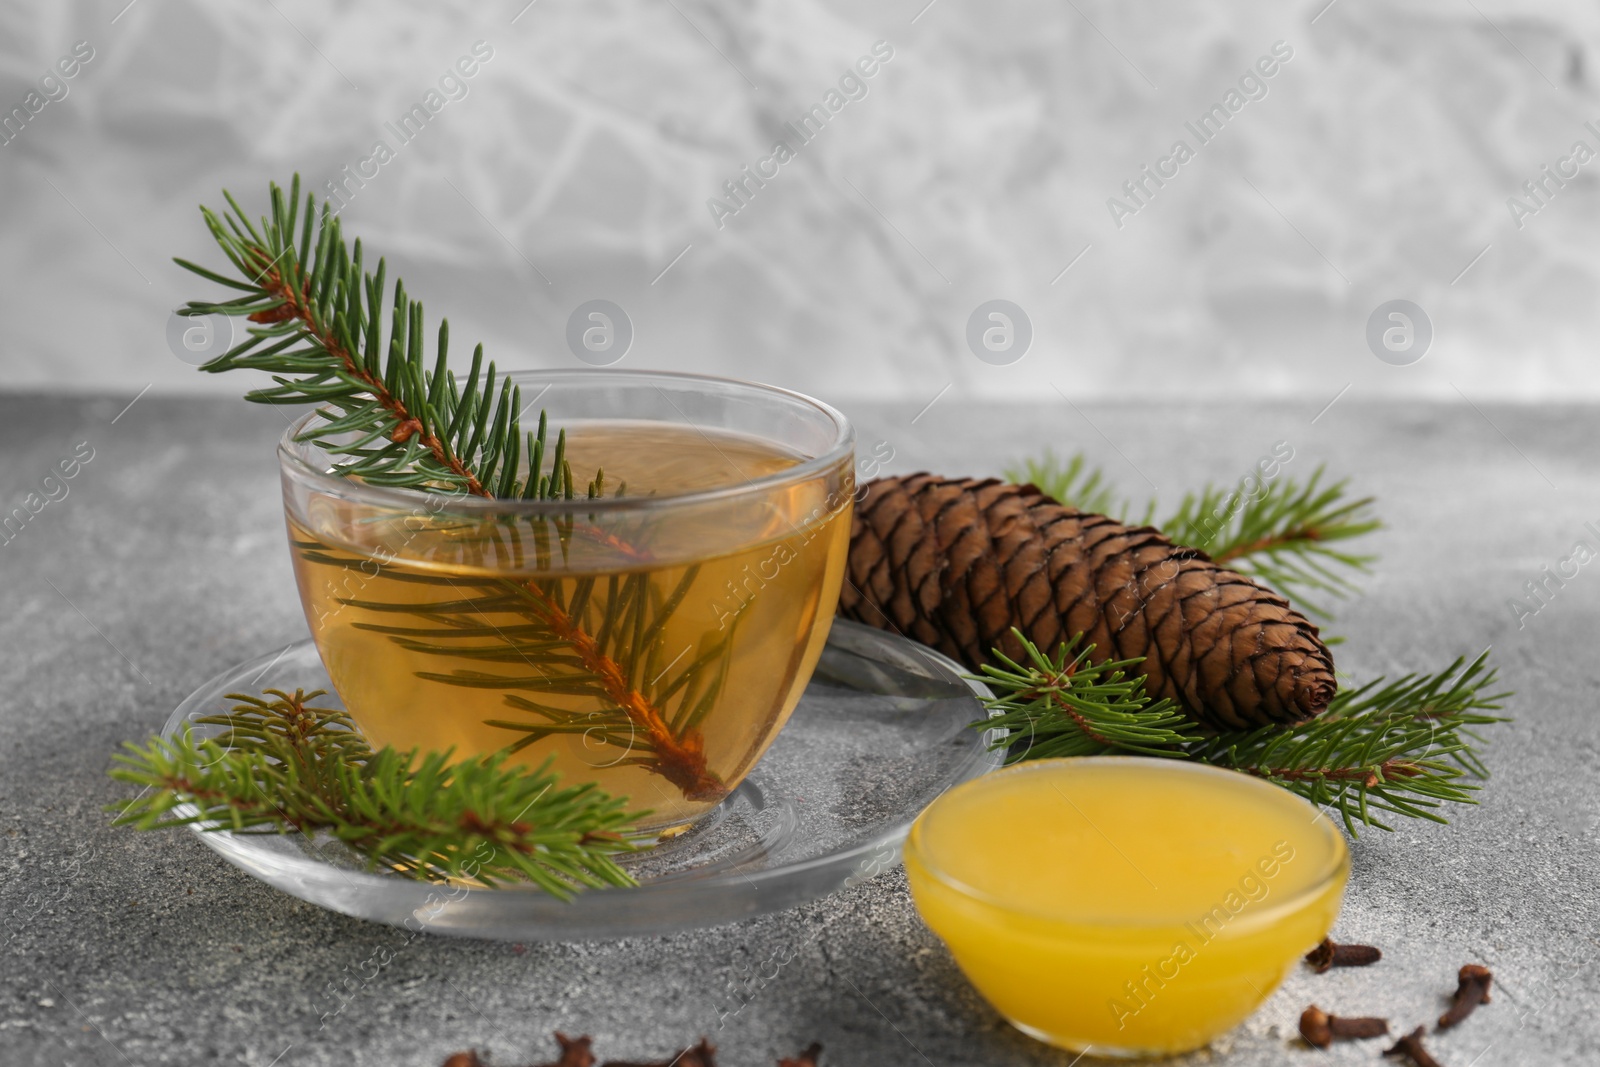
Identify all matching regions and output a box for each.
[277,370,855,833]
[904,757,1349,1057]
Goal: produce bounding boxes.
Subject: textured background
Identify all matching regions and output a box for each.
[2,0,1600,402]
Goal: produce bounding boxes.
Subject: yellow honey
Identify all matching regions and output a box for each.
[905,757,1348,1055]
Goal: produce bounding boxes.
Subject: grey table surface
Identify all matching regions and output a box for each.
[2,393,1597,1067]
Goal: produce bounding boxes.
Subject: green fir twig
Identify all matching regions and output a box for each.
[109,689,644,897]
[1162,467,1380,620]
[175,174,595,501]
[172,174,725,803]
[974,630,1510,835]
[1187,651,1508,833]
[974,634,1199,759]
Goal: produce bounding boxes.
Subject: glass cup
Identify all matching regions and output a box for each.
[278,370,855,832]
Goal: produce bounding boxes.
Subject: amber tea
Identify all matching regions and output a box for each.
[288,421,853,830]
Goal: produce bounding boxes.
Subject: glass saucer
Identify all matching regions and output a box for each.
[160,620,1002,940]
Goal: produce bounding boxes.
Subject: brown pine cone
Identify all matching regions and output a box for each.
[838,473,1336,731]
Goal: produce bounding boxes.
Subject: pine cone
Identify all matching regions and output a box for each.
[838,473,1336,731]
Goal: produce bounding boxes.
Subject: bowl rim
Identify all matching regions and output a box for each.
[276,368,855,515]
[904,755,1350,932]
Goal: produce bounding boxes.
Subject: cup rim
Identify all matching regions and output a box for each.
[276,368,855,514]
[905,755,1350,932]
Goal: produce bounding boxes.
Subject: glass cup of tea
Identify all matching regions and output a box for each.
[278,370,856,832]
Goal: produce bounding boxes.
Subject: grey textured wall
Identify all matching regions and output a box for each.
[0,0,1595,401]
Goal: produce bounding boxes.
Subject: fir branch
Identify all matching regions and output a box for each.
[176,175,596,501]
[1160,467,1379,619]
[973,631,1510,835]
[973,633,1199,758]
[180,176,717,801]
[1188,650,1508,833]
[109,689,644,897]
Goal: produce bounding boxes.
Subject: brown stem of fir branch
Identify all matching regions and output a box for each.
[231,687,351,824]
[1241,759,1424,789]
[1016,693,1428,786]
[519,589,723,801]
[1043,691,1115,748]
[175,693,634,852]
[249,252,719,801]
[1016,661,1120,748]
[160,772,619,862]
[1210,524,1324,564]
[154,775,314,830]
[248,257,488,495]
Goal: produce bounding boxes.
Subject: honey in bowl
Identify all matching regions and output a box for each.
[904,757,1349,1056]
[286,420,853,832]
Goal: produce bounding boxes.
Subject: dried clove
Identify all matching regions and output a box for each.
[550,1032,597,1067]
[1298,1004,1389,1048]
[1384,1026,1445,1067]
[435,1033,598,1067]
[439,1034,823,1067]
[1438,963,1493,1028]
[1305,936,1383,973]
[777,1043,823,1067]
[602,1038,717,1067]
